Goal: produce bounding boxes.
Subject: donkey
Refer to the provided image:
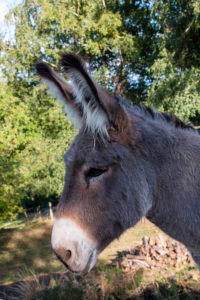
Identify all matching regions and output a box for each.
[36,53,200,275]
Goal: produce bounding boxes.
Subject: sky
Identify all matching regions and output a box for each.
[0,0,22,40]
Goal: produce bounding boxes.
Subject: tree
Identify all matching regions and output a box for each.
[0,80,75,221]
[3,0,199,121]
[3,0,156,101]
[147,0,200,122]
[0,83,28,220]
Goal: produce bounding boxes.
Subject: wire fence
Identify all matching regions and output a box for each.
[1,207,147,231]
[22,202,55,221]
[0,203,55,230]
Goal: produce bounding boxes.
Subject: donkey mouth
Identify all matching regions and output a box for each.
[71,250,98,275]
[54,248,97,275]
[81,249,98,275]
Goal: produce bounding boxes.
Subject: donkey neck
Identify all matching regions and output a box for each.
[142,119,200,246]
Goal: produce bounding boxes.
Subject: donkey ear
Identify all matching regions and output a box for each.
[60,53,133,144]
[60,53,111,137]
[35,62,83,128]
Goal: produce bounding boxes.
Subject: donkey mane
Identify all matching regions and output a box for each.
[136,104,198,133]
[115,96,198,135]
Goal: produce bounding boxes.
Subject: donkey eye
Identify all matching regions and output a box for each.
[86,168,108,180]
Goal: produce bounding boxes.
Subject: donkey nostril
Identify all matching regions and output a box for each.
[65,249,71,260]
[55,248,72,264]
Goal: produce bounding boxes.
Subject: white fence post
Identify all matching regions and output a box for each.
[48,202,54,220]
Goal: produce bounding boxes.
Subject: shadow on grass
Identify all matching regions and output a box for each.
[0,220,64,283]
[0,228,16,234]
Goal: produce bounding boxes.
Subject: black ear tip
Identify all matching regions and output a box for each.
[35,62,52,77]
[60,52,85,71]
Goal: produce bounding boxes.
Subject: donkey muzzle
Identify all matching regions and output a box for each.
[51,218,98,274]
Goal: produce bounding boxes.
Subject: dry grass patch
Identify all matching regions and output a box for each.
[0,219,64,283]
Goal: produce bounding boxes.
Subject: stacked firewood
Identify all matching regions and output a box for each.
[116,234,192,272]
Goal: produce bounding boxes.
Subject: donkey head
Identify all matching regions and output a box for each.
[36,54,153,274]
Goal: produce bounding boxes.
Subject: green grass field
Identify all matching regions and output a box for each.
[0,218,200,299]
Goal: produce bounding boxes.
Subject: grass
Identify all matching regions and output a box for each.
[0,218,159,284]
[0,217,200,299]
[0,219,26,230]
[4,265,199,299]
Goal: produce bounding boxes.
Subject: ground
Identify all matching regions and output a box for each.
[0,218,200,299]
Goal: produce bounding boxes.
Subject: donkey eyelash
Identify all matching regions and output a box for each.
[85,167,108,180]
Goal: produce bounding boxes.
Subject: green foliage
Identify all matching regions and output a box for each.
[2,0,155,100]
[147,0,200,121]
[2,0,199,117]
[0,81,75,221]
[0,84,28,220]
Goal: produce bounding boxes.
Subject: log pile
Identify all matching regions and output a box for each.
[115,234,192,272]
